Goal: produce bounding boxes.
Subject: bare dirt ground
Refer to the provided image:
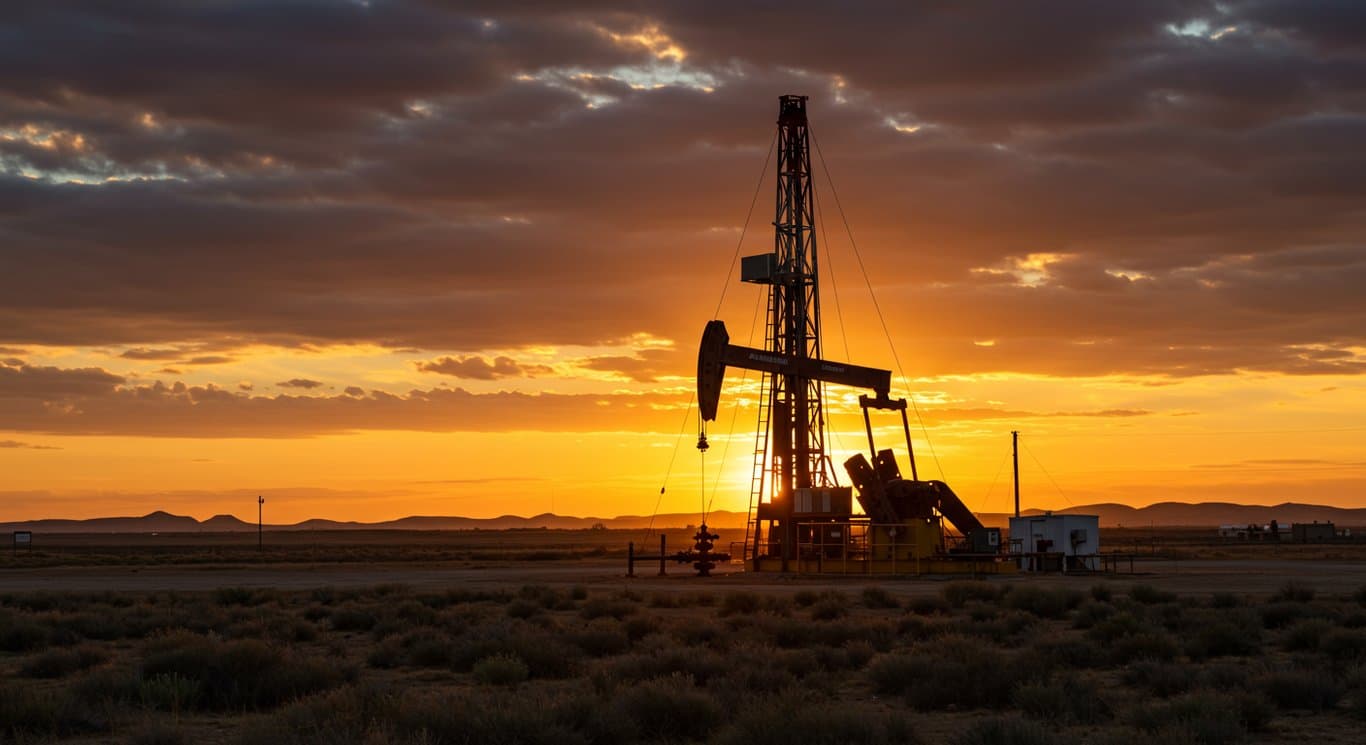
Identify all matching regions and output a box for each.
[3,529,1366,744]
[2,526,1365,597]
[3,556,1363,598]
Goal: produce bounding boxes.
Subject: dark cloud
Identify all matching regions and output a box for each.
[182,355,234,365]
[0,359,124,398]
[120,347,183,360]
[577,348,677,382]
[0,0,1362,383]
[0,374,679,437]
[0,439,60,450]
[416,355,552,380]
[276,378,324,389]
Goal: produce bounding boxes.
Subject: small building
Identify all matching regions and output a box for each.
[1009,513,1100,571]
[1292,521,1335,543]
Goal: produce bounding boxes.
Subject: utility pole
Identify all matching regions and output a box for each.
[1011,431,1020,518]
[257,495,264,552]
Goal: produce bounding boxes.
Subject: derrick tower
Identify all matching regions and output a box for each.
[697,95,989,575]
[746,95,832,566]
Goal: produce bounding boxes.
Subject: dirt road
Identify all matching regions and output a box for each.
[2,557,1361,596]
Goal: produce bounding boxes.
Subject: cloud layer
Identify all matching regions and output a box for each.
[2,0,1364,440]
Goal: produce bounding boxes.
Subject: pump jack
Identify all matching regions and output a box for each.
[695,95,993,573]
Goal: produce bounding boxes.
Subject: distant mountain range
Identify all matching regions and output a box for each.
[1,502,1363,534]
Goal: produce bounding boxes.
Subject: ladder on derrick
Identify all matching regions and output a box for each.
[742,291,779,563]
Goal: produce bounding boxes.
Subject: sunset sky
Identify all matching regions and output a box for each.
[2,1,1364,523]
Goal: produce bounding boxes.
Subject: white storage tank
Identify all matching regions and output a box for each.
[1009,512,1100,571]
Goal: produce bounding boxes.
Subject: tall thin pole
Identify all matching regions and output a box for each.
[1011,431,1020,518]
[257,495,264,552]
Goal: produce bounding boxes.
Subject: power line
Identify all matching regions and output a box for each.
[712,131,778,320]
[1019,437,1075,507]
[975,448,1012,515]
[643,390,695,541]
[810,128,945,481]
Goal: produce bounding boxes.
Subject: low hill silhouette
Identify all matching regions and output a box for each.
[2,501,1364,534]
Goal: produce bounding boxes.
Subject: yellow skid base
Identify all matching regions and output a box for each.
[751,556,1017,575]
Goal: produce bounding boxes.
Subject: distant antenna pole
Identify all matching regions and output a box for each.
[1011,431,1020,518]
[257,495,265,552]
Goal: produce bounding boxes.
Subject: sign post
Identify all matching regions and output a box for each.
[13,530,32,556]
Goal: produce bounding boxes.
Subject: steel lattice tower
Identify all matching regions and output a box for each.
[753,95,831,564]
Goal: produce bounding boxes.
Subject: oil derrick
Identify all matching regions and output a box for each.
[754,95,830,568]
[695,95,999,574]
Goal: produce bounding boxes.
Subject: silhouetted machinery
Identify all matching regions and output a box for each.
[695,95,1003,574]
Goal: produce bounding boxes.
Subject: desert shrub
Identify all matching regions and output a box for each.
[1186,618,1262,660]
[1129,584,1177,605]
[570,620,631,657]
[687,591,716,607]
[139,633,349,710]
[940,580,1002,608]
[623,614,660,641]
[1013,676,1110,724]
[449,626,580,679]
[1088,611,1145,643]
[1110,632,1180,664]
[1029,636,1105,669]
[128,721,190,745]
[393,689,577,745]
[19,644,107,678]
[1262,669,1344,711]
[810,594,848,621]
[0,682,109,739]
[407,633,457,668]
[69,666,139,708]
[232,684,399,744]
[861,586,899,609]
[1072,600,1115,629]
[366,637,404,669]
[516,584,563,609]
[1274,582,1315,603]
[1128,691,1249,744]
[812,618,895,651]
[842,639,877,669]
[0,615,49,652]
[717,689,919,745]
[1005,586,1084,619]
[1261,601,1318,630]
[962,610,1036,644]
[867,638,1026,710]
[505,598,542,619]
[472,653,530,686]
[1198,662,1253,691]
[601,647,727,688]
[328,607,376,632]
[966,601,998,622]
[647,592,676,608]
[138,673,199,712]
[569,585,588,601]
[614,674,721,741]
[721,591,762,616]
[1320,629,1366,665]
[793,590,819,607]
[952,716,1051,745]
[1211,592,1242,609]
[1282,618,1335,652]
[580,597,636,620]
[1124,660,1196,697]
[906,595,950,616]
[1091,583,1113,602]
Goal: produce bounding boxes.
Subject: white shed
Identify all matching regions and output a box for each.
[1009,512,1100,571]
